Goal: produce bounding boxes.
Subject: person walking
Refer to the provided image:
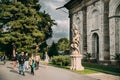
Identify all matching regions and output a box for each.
[25,53,29,70]
[12,54,17,69]
[29,54,35,75]
[35,53,40,70]
[18,52,26,76]
[44,52,49,67]
[2,54,7,65]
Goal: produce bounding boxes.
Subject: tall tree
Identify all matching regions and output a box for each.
[57,38,69,51]
[48,42,58,57]
[0,0,56,54]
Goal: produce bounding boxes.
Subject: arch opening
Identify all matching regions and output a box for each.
[92,33,99,60]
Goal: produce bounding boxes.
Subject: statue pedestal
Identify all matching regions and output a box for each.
[70,55,84,70]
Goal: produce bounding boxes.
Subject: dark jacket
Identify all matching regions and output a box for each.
[18,55,25,64]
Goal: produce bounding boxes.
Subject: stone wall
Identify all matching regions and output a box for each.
[87,0,104,61]
[109,0,120,60]
[67,0,120,62]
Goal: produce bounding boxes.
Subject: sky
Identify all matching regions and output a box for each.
[39,0,70,45]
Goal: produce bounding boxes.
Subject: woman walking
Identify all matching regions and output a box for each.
[29,54,35,75]
[2,54,7,65]
[44,52,49,67]
[12,54,17,69]
[35,53,40,70]
[25,53,29,70]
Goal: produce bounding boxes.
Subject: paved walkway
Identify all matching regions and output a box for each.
[0,61,119,80]
[87,73,120,80]
[0,61,97,80]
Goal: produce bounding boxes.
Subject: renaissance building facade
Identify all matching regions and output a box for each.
[64,0,120,63]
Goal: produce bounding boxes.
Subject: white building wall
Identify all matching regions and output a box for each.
[109,0,120,60]
[87,0,104,61]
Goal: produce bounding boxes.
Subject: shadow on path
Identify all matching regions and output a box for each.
[25,71,31,74]
[10,70,18,74]
[7,66,13,69]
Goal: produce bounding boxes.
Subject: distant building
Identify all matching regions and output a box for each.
[64,0,120,63]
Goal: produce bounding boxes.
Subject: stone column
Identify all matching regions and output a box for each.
[103,0,110,61]
[82,6,87,54]
[69,12,73,44]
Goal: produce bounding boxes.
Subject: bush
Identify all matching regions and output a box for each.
[111,53,120,67]
[51,55,70,66]
[83,53,92,63]
[112,53,120,62]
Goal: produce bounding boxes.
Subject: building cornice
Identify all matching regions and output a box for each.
[64,0,100,11]
[64,0,83,10]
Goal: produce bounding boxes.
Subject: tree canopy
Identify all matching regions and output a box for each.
[0,0,56,54]
[57,38,69,51]
[48,42,58,57]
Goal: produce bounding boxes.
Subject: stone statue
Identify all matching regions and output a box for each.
[71,24,80,55]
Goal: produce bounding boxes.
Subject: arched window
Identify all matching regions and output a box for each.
[92,33,99,59]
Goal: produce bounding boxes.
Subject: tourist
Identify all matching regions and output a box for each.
[18,52,26,76]
[29,54,35,75]
[44,52,49,67]
[35,53,40,70]
[12,53,17,69]
[2,54,7,65]
[25,53,29,70]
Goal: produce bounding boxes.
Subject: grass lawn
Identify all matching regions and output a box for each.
[49,62,120,75]
[71,68,100,74]
[82,62,120,75]
[49,63,100,74]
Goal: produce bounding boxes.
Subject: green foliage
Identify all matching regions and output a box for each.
[40,41,48,52]
[83,53,92,63]
[0,51,4,55]
[57,38,69,51]
[40,52,44,59]
[48,42,59,57]
[0,0,56,54]
[112,53,120,67]
[84,53,92,59]
[83,62,120,74]
[51,55,70,66]
[112,53,120,62]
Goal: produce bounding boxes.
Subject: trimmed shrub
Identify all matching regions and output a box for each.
[51,55,70,66]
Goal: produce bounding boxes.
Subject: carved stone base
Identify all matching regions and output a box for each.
[70,55,84,70]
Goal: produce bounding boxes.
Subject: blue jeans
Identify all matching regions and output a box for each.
[3,60,6,64]
[19,64,25,75]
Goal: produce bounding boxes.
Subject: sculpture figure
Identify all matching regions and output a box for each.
[71,24,80,55]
